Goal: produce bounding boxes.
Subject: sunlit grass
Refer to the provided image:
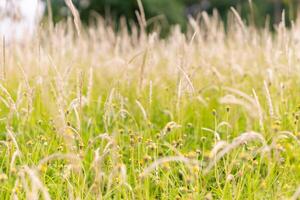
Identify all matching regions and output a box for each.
[1,9,300,199]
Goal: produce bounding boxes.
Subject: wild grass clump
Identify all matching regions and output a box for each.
[2,7,300,199]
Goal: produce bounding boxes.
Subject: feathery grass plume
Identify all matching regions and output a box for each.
[216,121,232,131]
[17,63,33,117]
[0,83,18,125]
[204,131,269,174]
[201,11,210,27]
[37,153,81,171]
[188,17,199,39]
[19,166,51,200]
[103,88,115,132]
[136,100,148,122]
[139,48,148,91]
[263,80,274,118]
[137,0,146,28]
[46,0,53,31]
[161,121,181,137]
[135,0,147,42]
[271,131,300,147]
[201,127,221,141]
[48,58,79,154]
[177,65,195,94]
[140,156,202,178]
[87,67,93,106]
[89,133,113,146]
[276,11,287,48]
[196,95,208,107]
[0,83,16,107]
[211,67,225,82]
[219,94,256,118]
[6,127,20,153]
[248,0,255,25]
[223,87,256,106]
[10,150,21,175]
[163,142,184,156]
[48,56,67,107]
[64,0,81,37]
[66,97,86,131]
[252,89,264,131]
[88,132,125,197]
[230,7,246,34]
[209,140,228,158]
[90,146,111,187]
[106,163,131,194]
[52,99,75,153]
[0,96,9,108]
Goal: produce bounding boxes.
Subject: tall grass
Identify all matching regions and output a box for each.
[1,7,300,199]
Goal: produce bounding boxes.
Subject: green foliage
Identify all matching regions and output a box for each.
[49,0,299,32]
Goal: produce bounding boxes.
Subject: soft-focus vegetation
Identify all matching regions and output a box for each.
[50,0,299,30]
[2,4,300,200]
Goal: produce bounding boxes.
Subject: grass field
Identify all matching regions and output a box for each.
[2,10,300,199]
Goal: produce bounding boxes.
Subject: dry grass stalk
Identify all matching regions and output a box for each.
[202,127,221,141]
[139,49,148,91]
[87,67,93,106]
[204,131,268,174]
[263,80,274,118]
[20,166,51,200]
[136,100,148,121]
[252,89,264,131]
[64,0,81,37]
[140,156,202,178]
[230,7,246,33]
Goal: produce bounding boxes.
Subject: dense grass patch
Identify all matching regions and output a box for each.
[1,12,300,199]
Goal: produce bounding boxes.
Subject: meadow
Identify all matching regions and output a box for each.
[1,8,300,200]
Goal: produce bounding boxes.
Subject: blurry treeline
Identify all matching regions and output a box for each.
[49,0,299,32]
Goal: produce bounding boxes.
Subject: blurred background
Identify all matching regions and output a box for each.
[1,0,299,40]
[49,0,299,31]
